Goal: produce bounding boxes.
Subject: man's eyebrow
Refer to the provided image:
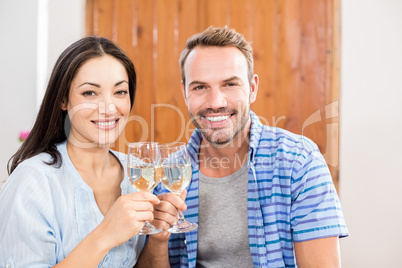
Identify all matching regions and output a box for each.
[223,76,241,83]
[78,80,128,88]
[188,80,207,87]
[188,76,241,86]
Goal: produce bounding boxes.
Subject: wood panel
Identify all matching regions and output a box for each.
[204,0,229,28]
[178,0,198,142]
[327,0,341,191]
[154,0,181,143]
[86,0,341,190]
[251,0,276,122]
[275,0,302,134]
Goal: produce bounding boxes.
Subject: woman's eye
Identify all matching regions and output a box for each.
[115,90,129,95]
[82,91,96,96]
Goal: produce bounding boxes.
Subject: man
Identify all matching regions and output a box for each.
[154,26,348,268]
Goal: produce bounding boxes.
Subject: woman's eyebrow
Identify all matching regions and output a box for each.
[115,80,128,86]
[78,80,128,88]
[78,82,100,88]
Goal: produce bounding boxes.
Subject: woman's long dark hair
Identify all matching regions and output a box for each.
[8,36,136,175]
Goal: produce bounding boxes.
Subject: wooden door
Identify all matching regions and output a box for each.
[86,0,341,190]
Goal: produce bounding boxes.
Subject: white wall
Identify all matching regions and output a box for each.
[0,0,85,187]
[340,1,402,267]
[1,0,401,266]
[0,0,39,186]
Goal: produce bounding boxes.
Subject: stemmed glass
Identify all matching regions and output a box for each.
[159,142,198,233]
[127,142,163,235]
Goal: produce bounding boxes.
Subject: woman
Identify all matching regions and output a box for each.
[0,37,184,267]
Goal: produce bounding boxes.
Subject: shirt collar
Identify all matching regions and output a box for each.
[248,110,264,164]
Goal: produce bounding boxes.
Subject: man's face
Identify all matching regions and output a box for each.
[182,46,258,146]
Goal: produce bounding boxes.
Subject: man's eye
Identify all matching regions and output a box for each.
[193,85,205,90]
[82,91,96,96]
[226,82,238,87]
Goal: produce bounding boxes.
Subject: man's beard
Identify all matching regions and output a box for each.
[188,107,250,146]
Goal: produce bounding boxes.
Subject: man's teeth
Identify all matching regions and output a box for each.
[205,115,230,122]
[95,120,117,126]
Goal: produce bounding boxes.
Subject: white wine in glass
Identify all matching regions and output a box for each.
[160,163,192,195]
[159,142,198,233]
[127,142,163,235]
[128,166,162,192]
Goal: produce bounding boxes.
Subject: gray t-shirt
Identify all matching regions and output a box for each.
[196,164,254,268]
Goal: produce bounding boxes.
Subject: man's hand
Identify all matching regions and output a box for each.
[135,190,188,268]
[149,190,188,241]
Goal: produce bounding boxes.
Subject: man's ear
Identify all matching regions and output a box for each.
[249,74,259,104]
[61,98,67,111]
[181,80,188,106]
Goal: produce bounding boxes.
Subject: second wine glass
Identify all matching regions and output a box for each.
[127,142,163,235]
[159,142,198,233]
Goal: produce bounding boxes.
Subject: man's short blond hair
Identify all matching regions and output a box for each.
[179,26,254,87]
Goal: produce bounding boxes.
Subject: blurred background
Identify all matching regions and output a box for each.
[0,0,401,267]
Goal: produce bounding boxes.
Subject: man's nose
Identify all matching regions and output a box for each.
[205,87,227,110]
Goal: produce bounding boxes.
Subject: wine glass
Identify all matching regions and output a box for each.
[159,142,198,233]
[127,142,163,235]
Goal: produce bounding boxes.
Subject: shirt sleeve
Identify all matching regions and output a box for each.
[0,164,58,268]
[290,143,348,242]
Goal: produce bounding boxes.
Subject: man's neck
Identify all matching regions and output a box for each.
[198,127,251,178]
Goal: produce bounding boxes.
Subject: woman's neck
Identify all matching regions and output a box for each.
[66,141,114,181]
[66,141,123,216]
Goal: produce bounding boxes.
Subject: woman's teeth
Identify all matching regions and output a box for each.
[95,120,117,126]
[205,115,230,122]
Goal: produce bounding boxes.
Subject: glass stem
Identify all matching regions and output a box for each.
[174,192,185,222]
[178,209,185,221]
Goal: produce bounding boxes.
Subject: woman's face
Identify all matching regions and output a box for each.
[62,55,131,148]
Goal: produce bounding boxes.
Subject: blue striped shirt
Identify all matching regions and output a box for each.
[0,141,146,267]
[154,111,348,268]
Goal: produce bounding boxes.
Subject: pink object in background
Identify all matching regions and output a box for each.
[19,131,30,142]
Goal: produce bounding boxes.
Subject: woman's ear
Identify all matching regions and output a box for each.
[61,98,67,111]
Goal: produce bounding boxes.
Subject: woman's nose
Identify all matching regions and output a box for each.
[99,99,116,115]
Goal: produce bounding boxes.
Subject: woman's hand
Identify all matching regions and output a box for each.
[95,191,160,250]
[149,190,188,242]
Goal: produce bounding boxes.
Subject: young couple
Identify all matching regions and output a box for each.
[0,26,347,267]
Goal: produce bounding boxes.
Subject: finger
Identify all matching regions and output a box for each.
[180,189,187,200]
[130,201,155,212]
[154,200,180,217]
[153,209,178,226]
[151,218,171,229]
[126,192,160,204]
[158,193,187,212]
[132,210,155,222]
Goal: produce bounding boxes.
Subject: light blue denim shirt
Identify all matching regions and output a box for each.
[0,141,146,267]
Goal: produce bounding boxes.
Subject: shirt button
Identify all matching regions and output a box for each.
[6,265,11,268]
[184,239,187,245]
